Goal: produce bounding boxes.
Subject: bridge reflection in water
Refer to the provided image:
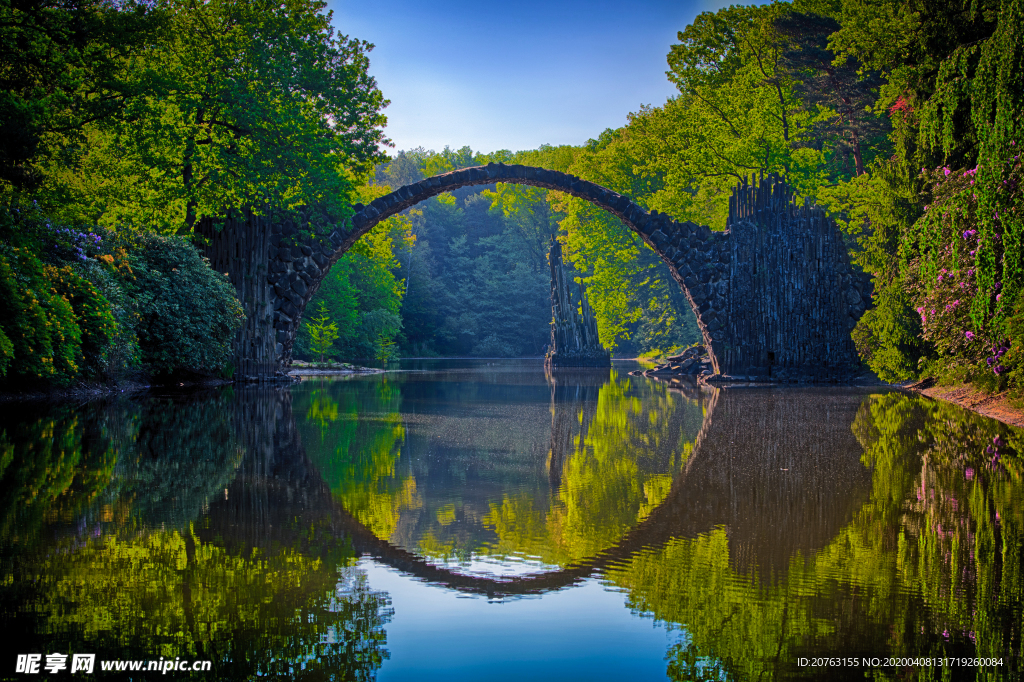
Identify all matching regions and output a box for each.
[208,372,873,597]
[1,364,1021,680]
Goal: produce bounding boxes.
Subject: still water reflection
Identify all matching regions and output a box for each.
[0,360,1021,680]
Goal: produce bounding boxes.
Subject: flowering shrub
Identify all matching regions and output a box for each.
[125,233,243,376]
[902,149,1023,389]
[1,203,244,385]
[0,248,81,384]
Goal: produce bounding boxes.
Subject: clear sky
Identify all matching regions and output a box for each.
[326,0,735,155]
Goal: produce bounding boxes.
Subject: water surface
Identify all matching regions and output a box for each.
[0,360,1020,680]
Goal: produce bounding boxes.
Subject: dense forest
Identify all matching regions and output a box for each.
[1,0,1022,393]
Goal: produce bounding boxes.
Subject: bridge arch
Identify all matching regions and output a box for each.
[201,165,871,381]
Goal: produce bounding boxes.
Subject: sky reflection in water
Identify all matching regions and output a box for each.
[0,359,1021,680]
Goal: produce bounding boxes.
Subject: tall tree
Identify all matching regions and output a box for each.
[0,0,164,191]
[58,0,389,232]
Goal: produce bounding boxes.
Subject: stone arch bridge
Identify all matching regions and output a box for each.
[199,165,871,381]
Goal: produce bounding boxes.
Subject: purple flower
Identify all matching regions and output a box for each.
[997,293,1002,301]
[965,468,974,480]
[966,331,975,340]
[944,167,951,176]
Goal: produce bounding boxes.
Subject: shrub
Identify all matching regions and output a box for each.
[852,278,929,382]
[44,265,117,378]
[126,234,243,375]
[0,248,82,385]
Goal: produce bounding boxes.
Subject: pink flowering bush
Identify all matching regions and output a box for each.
[904,153,1024,391]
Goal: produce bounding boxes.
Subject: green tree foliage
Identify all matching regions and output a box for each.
[306,302,341,365]
[2,0,388,386]
[812,0,1024,388]
[44,0,389,232]
[0,0,164,191]
[124,233,243,376]
[297,192,408,362]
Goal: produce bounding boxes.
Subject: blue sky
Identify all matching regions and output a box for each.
[326,0,735,155]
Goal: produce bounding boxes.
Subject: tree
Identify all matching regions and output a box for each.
[0,0,164,191]
[53,0,389,232]
[306,302,340,365]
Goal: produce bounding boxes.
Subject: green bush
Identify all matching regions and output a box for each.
[44,264,117,378]
[852,278,929,382]
[126,234,243,375]
[0,248,82,385]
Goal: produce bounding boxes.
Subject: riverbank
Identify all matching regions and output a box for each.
[0,377,231,403]
[288,361,384,376]
[905,379,1024,428]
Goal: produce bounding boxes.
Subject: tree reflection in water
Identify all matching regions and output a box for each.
[0,390,393,682]
[296,368,707,570]
[2,374,1022,681]
[605,390,1023,680]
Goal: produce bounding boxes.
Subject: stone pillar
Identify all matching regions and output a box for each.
[197,210,280,380]
[545,239,611,368]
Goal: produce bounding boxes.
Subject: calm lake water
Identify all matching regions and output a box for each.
[1,359,1021,680]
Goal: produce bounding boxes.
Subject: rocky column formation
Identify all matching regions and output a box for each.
[196,211,284,381]
[545,240,611,368]
[631,344,711,379]
[718,175,871,381]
